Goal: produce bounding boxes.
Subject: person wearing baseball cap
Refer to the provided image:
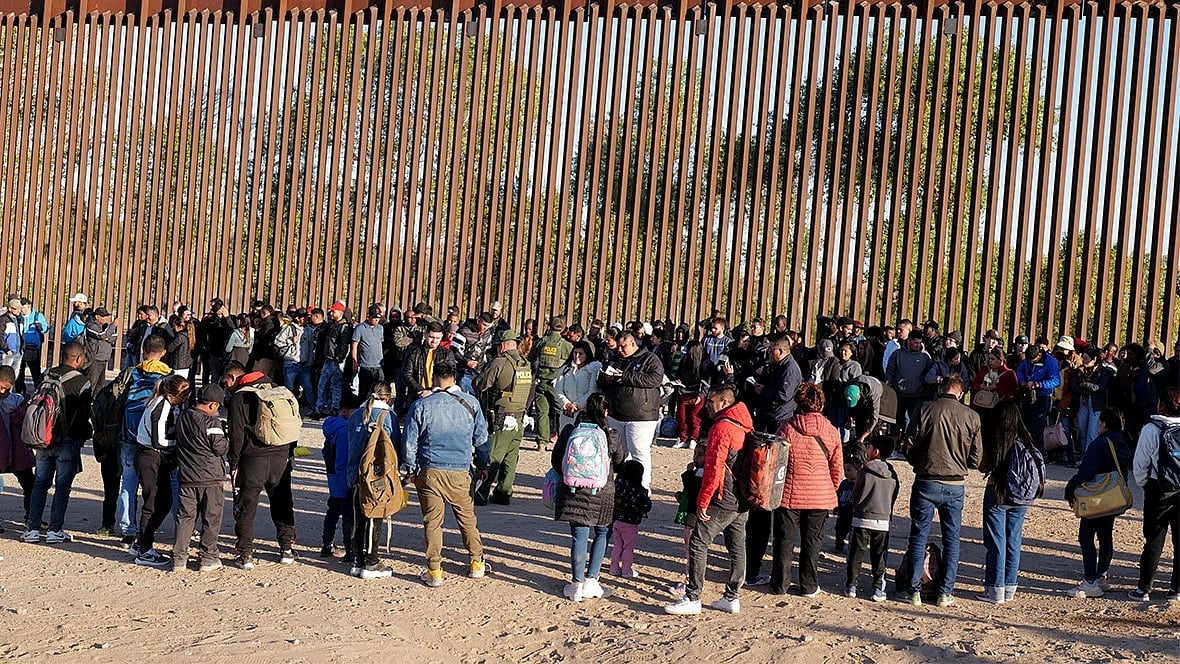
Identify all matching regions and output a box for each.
[316,300,352,417]
[62,294,89,344]
[172,385,230,572]
[473,328,531,505]
[529,316,573,450]
[84,307,118,390]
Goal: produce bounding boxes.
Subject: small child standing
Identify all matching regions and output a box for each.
[610,460,652,578]
[672,443,707,596]
[320,402,356,559]
[845,435,900,601]
[173,385,229,572]
[834,446,866,553]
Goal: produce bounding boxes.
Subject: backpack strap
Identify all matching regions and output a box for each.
[812,435,831,460]
[439,389,478,420]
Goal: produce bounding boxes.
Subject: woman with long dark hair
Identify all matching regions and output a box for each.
[977,400,1044,603]
[1064,408,1133,598]
[551,392,626,602]
[553,341,602,433]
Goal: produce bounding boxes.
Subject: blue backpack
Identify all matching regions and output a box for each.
[1005,438,1045,506]
[123,368,166,442]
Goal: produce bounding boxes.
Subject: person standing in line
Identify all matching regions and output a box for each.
[20,343,92,545]
[664,385,750,615]
[597,331,664,490]
[172,385,230,572]
[899,375,981,607]
[402,362,489,588]
[1128,387,1180,602]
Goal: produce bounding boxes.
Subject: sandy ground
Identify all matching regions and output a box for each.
[0,422,1177,664]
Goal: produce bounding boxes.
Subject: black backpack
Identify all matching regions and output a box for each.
[1156,422,1180,497]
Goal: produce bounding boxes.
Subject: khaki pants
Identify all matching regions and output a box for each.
[414,468,483,571]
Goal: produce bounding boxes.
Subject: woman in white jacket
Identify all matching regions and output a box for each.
[554,341,602,433]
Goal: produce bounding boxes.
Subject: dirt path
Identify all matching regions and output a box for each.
[1,425,1176,663]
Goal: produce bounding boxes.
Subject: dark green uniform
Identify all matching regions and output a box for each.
[529,331,572,447]
[473,349,532,501]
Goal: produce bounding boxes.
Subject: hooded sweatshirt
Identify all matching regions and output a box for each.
[778,412,843,510]
[851,458,900,531]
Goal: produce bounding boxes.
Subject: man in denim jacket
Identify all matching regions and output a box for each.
[403,359,490,588]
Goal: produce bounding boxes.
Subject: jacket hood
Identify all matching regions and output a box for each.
[862,458,893,480]
[1150,415,1180,426]
[784,412,831,436]
[322,415,348,439]
[716,401,753,429]
[232,371,269,390]
[137,359,171,375]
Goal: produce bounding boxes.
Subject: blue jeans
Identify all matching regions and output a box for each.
[458,374,476,395]
[118,441,140,536]
[906,479,965,595]
[26,439,83,532]
[1076,403,1100,454]
[316,361,343,413]
[283,359,315,406]
[569,523,611,582]
[982,487,1028,588]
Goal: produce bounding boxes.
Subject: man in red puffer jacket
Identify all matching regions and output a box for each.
[771,383,843,596]
[664,385,751,616]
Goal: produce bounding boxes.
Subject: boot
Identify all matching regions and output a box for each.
[975,586,1005,604]
[1003,585,1018,602]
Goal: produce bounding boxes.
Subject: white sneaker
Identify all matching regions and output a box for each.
[687,440,697,451]
[349,566,362,577]
[871,588,888,602]
[45,530,73,544]
[563,582,584,602]
[360,565,393,579]
[19,530,41,543]
[664,597,702,615]
[581,577,609,599]
[672,441,687,449]
[1069,581,1104,598]
[711,597,740,614]
[800,588,821,598]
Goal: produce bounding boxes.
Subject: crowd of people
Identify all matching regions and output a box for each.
[0,293,1178,612]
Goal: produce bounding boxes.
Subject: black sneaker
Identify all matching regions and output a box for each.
[121,534,137,545]
[232,555,255,571]
[489,493,511,506]
[1165,589,1179,602]
[134,549,171,568]
[319,545,334,557]
[1128,588,1150,601]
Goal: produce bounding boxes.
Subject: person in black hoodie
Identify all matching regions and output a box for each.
[225,364,297,570]
[1064,408,1134,598]
[172,385,229,572]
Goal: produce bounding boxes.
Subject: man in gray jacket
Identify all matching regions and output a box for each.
[899,375,981,607]
[886,331,933,428]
